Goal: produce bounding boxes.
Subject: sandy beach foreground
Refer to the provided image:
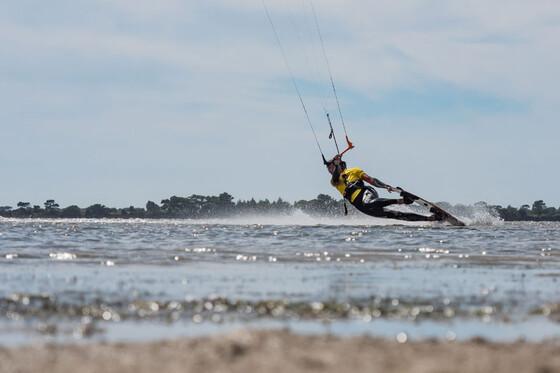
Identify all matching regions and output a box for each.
[1,330,559,373]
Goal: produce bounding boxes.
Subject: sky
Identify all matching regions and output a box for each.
[1,0,559,208]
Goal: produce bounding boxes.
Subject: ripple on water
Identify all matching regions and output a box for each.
[0,219,559,343]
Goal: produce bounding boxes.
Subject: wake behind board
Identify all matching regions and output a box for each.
[398,188,466,227]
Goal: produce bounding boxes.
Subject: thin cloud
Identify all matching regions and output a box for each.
[0,1,559,206]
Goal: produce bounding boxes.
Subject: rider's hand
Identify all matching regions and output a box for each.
[387,186,399,193]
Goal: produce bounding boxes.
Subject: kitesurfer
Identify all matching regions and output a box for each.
[326,155,441,221]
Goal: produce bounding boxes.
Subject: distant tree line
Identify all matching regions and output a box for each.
[0,193,347,219]
[492,200,560,221]
[0,195,559,221]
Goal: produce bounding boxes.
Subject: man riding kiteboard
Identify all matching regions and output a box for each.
[262,3,463,225]
[326,155,442,222]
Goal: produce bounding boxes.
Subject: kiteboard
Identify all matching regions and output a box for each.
[397,188,466,227]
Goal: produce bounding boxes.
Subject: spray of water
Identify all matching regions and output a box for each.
[450,204,504,226]
[390,202,503,227]
[0,202,503,227]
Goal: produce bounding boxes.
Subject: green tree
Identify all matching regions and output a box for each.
[44,199,60,217]
[295,194,343,216]
[532,200,546,214]
[271,198,292,214]
[0,206,11,211]
[122,206,144,218]
[161,196,197,217]
[14,202,31,218]
[146,201,162,218]
[216,192,235,216]
[17,202,30,209]
[85,204,110,218]
[518,204,530,220]
[61,205,82,218]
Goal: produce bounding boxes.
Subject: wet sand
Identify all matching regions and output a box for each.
[1,330,559,373]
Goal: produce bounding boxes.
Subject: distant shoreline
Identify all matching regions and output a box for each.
[1,194,559,221]
[1,216,559,223]
[1,330,559,373]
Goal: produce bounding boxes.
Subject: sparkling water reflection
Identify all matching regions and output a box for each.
[0,218,559,344]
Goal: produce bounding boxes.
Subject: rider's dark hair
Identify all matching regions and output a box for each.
[330,160,346,185]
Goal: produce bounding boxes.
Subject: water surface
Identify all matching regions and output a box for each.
[0,217,559,345]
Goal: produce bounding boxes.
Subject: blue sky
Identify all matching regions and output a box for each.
[1,0,559,208]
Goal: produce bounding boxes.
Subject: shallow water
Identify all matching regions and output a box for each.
[0,217,559,345]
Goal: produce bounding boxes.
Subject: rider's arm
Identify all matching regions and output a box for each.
[362,173,398,193]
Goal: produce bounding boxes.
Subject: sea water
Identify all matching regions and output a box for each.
[0,216,559,345]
